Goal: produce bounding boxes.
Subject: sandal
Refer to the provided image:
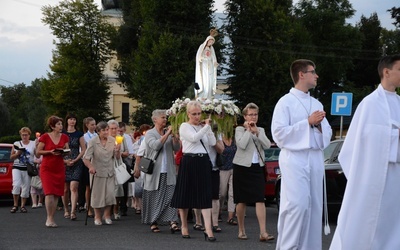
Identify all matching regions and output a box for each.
[193,224,205,231]
[227,218,238,225]
[151,224,161,233]
[238,233,248,240]
[70,212,77,221]
[212,226,222,233]
[170,222,181,234]
[20,207,27,213]
[260,233,275,242]
[10,206,18,213]
[64,211,70,219]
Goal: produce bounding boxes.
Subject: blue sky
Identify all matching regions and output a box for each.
[0,0,398,87]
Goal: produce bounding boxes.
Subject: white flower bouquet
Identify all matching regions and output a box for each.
[167,97,241,138]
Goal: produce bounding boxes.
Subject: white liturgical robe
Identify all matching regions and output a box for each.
[271,88,332,250]
[330,84,400,250]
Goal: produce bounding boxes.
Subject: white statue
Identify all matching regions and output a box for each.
[195,29,218,99]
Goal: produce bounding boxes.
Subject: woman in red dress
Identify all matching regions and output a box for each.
[36,116,69,228]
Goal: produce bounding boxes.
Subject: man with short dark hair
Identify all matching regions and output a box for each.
[330,54,400,249]
[271,59,332,250]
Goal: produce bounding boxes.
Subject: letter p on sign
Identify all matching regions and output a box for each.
[331,93,352,116]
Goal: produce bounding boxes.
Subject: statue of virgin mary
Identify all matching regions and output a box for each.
[195,29,218,99]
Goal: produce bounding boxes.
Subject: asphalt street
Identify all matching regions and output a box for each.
[0,200,336,250]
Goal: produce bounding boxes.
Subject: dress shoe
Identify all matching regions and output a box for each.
[204,232,216,242]
[94,220,102,226]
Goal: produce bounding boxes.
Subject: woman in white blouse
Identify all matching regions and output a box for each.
[171,101,217,242]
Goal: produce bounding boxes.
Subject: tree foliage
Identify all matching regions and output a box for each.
[41,0,116,121]
[389,7,400,28]
[0,79,48,137]
[293,0,362,119]
[346,13,382,90]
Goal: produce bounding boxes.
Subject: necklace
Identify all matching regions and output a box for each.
[290,92,311,117]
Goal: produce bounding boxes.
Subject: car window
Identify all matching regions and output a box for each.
[0,146,12,163]
[264,148,281,162]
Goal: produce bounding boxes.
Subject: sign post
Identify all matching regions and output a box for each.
[331,92,353,139]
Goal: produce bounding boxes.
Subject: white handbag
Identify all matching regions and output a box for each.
[31,175,42,189]
[114,157,131,185]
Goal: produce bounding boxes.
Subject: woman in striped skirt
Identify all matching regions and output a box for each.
[141,110,181,233]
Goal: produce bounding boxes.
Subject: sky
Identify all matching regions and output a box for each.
[0,0,398,87]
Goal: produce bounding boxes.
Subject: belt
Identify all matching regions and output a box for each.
[183,153,208,158]
[13,166,27,171]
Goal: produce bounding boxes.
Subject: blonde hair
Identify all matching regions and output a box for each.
[19,127,31,135]
[186,101,202,114]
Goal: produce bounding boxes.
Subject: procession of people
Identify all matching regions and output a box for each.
[7,22,400,249]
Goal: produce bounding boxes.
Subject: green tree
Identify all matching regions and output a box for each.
[0,99,10,136]
[389,7,400,28]
[114,0,218,126]
[0,84,27,135]
[224,0,294,130]
[346,13,382,89]
[21,79,49,133]
[293,0,363,119]
[41,0,116,121]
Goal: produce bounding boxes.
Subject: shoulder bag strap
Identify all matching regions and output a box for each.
[191,126,209,154]
[252,138,264,163]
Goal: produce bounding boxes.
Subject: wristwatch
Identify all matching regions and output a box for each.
[311,123,321,128]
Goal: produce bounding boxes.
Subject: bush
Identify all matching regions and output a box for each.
[0,135,28,144]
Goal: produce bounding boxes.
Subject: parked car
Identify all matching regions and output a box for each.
[264,144,281,203]
[0,143,13,197]
[273,139,346,214]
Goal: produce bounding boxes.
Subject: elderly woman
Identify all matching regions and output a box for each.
[107,119,129,220]
[83,121,120,226]
[171,100,217,241]
[140,109,181,233]
[233,103,274,241]
[36,116,70,227]
[10,127,36,214]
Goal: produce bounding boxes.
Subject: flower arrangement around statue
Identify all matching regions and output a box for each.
[167,97,241,139]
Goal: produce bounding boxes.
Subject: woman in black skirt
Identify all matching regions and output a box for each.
[171,101,217,241]
[233,103,274,242]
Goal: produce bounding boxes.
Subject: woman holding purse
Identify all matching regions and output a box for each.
[141,109,181,233]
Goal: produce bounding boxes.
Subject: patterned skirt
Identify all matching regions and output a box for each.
[141,173,178,225]
[65,161,83,182]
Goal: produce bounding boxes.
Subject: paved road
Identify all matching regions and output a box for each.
[0,200,336,249]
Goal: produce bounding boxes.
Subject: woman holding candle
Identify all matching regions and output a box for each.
[108,119,129,220]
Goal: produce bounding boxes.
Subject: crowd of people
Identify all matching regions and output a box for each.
[8,55,400,249]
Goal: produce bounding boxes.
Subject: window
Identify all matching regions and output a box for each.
[122,103,130,124]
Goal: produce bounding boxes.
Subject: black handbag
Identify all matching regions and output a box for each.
[139,157,155,174]
[216,153,225,168]
[26,162,38,177]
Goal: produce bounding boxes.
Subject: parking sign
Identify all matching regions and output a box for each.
[331,93,352,116]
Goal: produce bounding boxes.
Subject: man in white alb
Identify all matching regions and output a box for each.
[330,54,400,249]
[271,59,332,250]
